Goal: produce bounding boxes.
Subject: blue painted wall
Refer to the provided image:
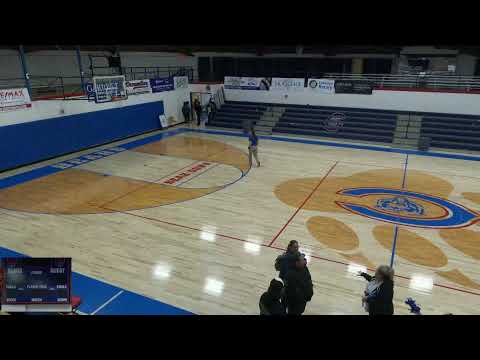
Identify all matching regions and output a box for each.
[0,101,164,172]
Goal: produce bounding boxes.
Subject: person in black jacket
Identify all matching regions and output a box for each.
[182,102,191,123]
[207,98,217,124]
[259,278,286,315]
[275,240,300,281]
[193,98,202,126]
[284,254,313,315]
[358,265,394,316]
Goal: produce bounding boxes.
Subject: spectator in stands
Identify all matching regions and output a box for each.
[358,265,394,316]
[275,240,300,281]
[207,98,217,124]
[284,253,313,315]
[259,278,286,315]
[194,98,202,126]
[182,102,191,123]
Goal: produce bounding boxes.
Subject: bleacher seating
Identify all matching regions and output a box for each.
[274,106,397,143]
[419,113,480,151]
[210,101,399,143]
[209,101,480,152]
[209,102,267,130]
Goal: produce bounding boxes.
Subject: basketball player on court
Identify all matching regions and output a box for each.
[248,128,260,167]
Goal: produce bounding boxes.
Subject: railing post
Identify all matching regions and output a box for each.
[60,77,65,99]
[18,45,32,98]
[75,46,85,91]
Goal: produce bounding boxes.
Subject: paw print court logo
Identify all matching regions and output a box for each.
[274,169,480,290]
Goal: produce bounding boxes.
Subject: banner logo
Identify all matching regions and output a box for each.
[323,112,345,132]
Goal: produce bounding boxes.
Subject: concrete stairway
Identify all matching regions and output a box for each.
[392,114,422,149]
[255,106,285,135]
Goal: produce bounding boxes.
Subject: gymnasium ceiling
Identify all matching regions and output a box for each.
[0,45,479,56]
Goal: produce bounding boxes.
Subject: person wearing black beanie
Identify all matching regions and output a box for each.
[259,278,286,315]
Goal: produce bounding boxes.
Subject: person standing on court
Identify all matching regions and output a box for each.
[182,101,191,123]
[207,98,217,124]
[259,278,286,315]
[358,265,394,316]
[194,98,202,126]
[284,253,313,315]
[275,240,300,281]
[248,128,260,167]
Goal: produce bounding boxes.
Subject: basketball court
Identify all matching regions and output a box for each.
[0,127,479,314]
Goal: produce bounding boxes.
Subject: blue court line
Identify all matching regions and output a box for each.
[390,154,410,268]
[186,128,480,162]
[0,247,194,315]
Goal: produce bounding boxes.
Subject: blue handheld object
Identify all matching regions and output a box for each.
[405,297,421,314]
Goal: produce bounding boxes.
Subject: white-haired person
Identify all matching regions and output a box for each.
[358,265,394,316]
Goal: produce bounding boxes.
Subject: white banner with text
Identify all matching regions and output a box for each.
[270,78,305,92]
[0,88,32,112]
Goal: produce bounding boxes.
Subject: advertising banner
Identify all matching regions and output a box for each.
[307,78,335,94]
[150,77,174,93]
[334,80,373,95]
[125,79,152,95]
[93,75,128,103]
[0,88,32,112]
[173,76,189,90]
[224,77,271,90]
[270,78,305,92]
[85,83,96,101]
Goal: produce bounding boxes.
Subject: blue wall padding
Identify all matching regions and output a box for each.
[0,101,164,172]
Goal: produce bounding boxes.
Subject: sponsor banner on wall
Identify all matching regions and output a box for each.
[334,80,373,95]
[125,79,152,95]
[150,77,174,93]
[224,77,272,90]
[0,88,32,112]
[270,78,305,92]
[173,76,189,89]
[85,83,96,101]
[307,78,335,94]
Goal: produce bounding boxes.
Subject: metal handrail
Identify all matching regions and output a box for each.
[0,66,196,100]
[322,73,480,91]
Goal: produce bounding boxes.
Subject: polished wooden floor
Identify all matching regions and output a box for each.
[0,129,479,314]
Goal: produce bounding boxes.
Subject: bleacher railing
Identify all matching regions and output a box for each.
[323,73,480,92]
[0,66,195,101]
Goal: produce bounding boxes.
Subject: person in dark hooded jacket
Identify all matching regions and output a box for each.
[259,278,286,315]
[284,253,313,315]
[275,240,300,281]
